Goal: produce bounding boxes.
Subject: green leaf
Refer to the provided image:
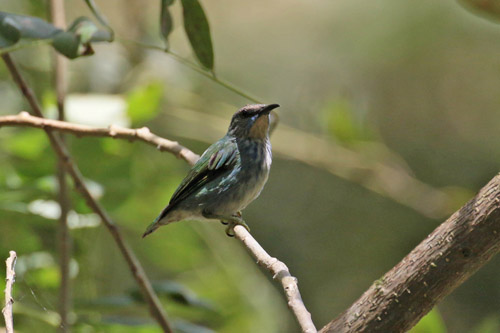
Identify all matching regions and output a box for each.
[180,0,214,69]
[68,17,99,44]
[53,17,112,59]
[0,12,61,40]
[160,0,174,42]
[0,12,111,59]
[410,308,446,333]
[126,82,163,124]
[52,31,81,59]
[0,16,21,44]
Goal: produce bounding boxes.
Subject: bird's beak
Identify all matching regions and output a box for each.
[259,104,280,115]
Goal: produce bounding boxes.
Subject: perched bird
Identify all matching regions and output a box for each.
[143,103,279,238]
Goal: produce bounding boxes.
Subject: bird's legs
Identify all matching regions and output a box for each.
[203,210,249,237]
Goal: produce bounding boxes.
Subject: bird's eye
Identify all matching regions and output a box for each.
[242,110,257,118]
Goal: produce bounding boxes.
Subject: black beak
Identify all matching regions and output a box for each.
[260,104,280,114]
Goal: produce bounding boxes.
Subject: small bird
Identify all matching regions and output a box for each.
[143,103,279,238]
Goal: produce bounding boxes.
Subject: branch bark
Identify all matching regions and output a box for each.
[2,251,17,333]
[1,54,174,333]
[234,226,317,333]
[320,173,500,332]
[0,112,199,164]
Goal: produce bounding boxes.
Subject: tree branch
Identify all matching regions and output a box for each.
[0,112,199,164]
[234,226,317,333]
[1,54,174,333]
[0,113,317,331]
[320,173,500,332]
[2,251,17,333]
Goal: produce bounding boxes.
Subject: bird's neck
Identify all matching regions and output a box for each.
[236,136,271,169]
[248,114,270,140]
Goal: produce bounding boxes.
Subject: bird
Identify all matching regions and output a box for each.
[142,103,280,238]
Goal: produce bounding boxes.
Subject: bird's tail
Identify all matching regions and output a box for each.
[142,205,172,238]
[142,220,160,238]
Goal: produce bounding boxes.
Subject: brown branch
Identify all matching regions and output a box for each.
[234,226,317,332]
[1,54,174,333]
[320,173,500,332]
[2,251,17,333]
[0,112,199,164]
[49,1,71,330]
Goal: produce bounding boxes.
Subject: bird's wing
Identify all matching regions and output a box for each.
[142,136,239,237]
[168,136,239,207]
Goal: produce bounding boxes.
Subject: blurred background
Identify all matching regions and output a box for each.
[1,0,500,332]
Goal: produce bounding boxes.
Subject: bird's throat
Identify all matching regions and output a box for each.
[248,115,269,140]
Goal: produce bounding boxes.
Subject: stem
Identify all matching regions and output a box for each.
[1,54,174,333]
[0,39,54,56]
[118,38,262,103]
[2,251,17,333]
[49,1,71,331]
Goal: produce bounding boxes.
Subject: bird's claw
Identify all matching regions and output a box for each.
[220,212,241,226]
[224,218,250,237]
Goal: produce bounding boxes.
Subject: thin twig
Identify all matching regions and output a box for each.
[1,54,174,333]
[234,226,317,333]
[118,38,262,103]
[0,39,54,56]
[0,112,317,331]
[0,112,200,164]
[2,251,17,333]
[49,1,71,330]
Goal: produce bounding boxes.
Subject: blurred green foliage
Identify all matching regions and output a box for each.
[410,309,447,333]
[1,0,500,332]
[322,98,374,144]
[126,82,163,125]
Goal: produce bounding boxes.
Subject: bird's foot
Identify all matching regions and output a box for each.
[220,211,242,226]
[202,210,248,237]
[224,217,250,237]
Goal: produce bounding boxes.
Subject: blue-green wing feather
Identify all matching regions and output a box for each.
[143,136,239,237]
[168,136,239,206]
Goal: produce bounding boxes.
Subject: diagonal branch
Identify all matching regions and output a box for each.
[234,226,317,333]
[320,173,500,332]
[2,251,17,333]
[0,113,317,332]
[1,54,174,333]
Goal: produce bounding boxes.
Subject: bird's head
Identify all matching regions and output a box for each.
[227,104,280,140]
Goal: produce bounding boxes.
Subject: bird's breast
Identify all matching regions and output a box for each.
[233,139,272,207]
